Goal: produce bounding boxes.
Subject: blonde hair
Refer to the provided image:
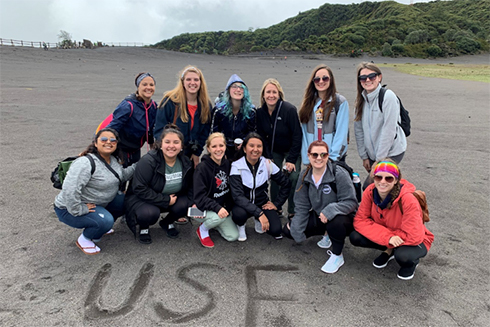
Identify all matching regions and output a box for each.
[159,65,211,123]
[206,132,226,148]
[259,78,285,108]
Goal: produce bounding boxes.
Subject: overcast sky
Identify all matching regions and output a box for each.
[1,0,433,45]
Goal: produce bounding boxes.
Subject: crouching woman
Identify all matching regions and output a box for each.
[349,160,434,280]
[54,128,135,255]
[193,133,238,248]
[284,140,358,274]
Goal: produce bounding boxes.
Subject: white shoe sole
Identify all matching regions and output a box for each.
[321,259,344,274]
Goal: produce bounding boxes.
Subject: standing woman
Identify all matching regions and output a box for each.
[256,78,302,220]
[350,160,434,280]
[299,64,350,165]
[104,72,158,167]
[54,128,136,255]
[354,62,407,189]
[124,125,194,244]
[154,65,212,169]
[193,133,239,248]
[284,141,358,274]
[211,74,256,159]
[230,133,291,241]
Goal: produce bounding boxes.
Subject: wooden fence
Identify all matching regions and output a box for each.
[0,38,147,49]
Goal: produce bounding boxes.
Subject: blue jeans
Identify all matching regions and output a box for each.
[54,193,125,240]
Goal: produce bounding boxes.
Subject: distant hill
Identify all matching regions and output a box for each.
[152,0,490,58]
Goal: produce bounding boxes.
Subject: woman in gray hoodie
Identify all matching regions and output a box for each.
[54,128,136,255]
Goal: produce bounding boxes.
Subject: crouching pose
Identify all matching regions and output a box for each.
[230,133,291,241]
[193,133,238,247]
[349,160,434,280]
[124,124,193,244]
[54,128,135,254]
[284,141,358,274]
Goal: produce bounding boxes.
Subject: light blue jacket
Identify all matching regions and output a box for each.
[354,84,407,161]
[301,94,349,163]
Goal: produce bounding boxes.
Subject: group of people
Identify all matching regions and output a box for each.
[53,62,433,280]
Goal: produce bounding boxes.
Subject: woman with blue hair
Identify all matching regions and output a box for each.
[211,74,256,159]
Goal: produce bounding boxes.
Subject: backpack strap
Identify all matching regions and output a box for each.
[173,106,179,124]
[126,101,134,117]
[94,153,121,185]
[86,154,96,175]
[378,86,387,113]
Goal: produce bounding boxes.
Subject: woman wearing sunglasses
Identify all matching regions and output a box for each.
[211,74,256,160]
[354,62,407,189]
[103,72,158,168]
[350,160,434,280]
[54,128,136,255]
[284,140,358,274]
[299,64,350,165]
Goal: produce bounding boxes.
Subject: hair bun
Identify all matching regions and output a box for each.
[164,123,180,131]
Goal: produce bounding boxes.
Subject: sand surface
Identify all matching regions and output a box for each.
[1,46,489,326]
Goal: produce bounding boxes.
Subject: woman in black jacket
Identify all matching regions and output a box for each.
[193,132,238,248]
[125,124,193,244]
[230,132,291,241]
[256,78,302,220]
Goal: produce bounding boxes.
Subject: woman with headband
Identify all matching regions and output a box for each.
[105,72,158,167]
[353,62,407,189]
[350,160,434,280]
[154,65,212,169]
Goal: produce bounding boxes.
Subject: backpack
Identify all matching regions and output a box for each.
[329,160,362,202]
[378,85,411,137]
[50,155,96,189]
[398,190,430,223]
[95,101,133,134]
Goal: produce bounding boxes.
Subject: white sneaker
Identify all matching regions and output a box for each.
[237,225,247,241]
[321,250,344,274]
[254,219,265,234]
[317,235,332,248]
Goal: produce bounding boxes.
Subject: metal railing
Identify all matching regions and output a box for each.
[0,38,147,49]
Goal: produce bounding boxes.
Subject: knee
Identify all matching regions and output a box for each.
[222,230,239,242]
[349,230,363,246]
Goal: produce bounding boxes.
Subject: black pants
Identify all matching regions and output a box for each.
[283,212,354,255]
[232,205,282,237]
[134,195,190,229]
[349,230,427,268]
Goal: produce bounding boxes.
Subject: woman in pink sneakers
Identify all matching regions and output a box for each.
[192,133,238,247]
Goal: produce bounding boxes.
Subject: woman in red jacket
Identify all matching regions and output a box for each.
[349,160,434,280]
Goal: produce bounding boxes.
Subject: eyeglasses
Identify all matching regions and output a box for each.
[309,152,328,159]
[230,84,244,90]
[373,175,395,183]
[358,73,379,82]
[313,76,330,84]
[99,136,117,143]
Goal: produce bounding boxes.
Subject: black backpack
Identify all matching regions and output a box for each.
[378,85,411,137]
[329,160,362,203]
[50,155,96,189]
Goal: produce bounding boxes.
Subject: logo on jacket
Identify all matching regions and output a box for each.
[215,171,228,191]
[322,185,332,195]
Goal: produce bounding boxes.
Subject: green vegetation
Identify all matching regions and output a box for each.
[152,0,490,58]
[379,63,490,83]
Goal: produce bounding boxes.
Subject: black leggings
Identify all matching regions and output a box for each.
[134,195,190,229]
[349,231,427,268]
[283,212,354,255]
[232,205,283,237]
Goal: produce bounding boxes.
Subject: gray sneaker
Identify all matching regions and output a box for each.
[254,219,265,234]
[317,235,332,249]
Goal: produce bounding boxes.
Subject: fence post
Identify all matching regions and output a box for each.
[11,39,14,46]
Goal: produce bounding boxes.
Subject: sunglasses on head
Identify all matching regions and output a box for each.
[309,152,328,159]
[313,76,330,84]
[358,72,379,82]
[373,175,395,183]
[99,136,117,143]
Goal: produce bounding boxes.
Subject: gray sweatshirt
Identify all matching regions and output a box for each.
[290,161,358,243]
[354,84,407,161]
[54,154,135,216]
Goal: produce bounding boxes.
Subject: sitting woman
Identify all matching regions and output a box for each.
[230,132,291,241]
[349,160,434,280]
[54,128,136,255]
[193,132,239,248]
[124,124,194,244]
[211,74,256,159]
[284,141,358,274]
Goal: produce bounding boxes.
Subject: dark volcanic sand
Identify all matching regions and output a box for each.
[0,46,489,327]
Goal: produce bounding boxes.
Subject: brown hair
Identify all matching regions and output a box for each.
[354,62,383,121]
[299,64,337,124]
[372,158,402,208]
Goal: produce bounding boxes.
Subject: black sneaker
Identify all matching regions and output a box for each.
[373,252,394,269]
[159,221,179,239]
[397,264,418,280]
[139,229,152,244]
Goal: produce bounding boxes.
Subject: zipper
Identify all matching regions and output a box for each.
[250,164,256,204]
